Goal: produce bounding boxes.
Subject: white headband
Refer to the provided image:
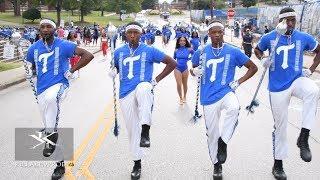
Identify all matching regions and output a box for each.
[208,22,224,30]
[279,12,296,19]
[40,19,56,28]
[126,24,142,33]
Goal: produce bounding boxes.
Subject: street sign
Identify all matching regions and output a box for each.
[227,8,235,18]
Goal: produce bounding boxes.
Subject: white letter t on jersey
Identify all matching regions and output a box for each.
[123,55,140,79]
[38,51,54,74]
[276,43,295,69]
[206,57,224,82]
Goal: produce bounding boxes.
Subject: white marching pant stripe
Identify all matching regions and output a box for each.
[38,83,68,133]
[120,82,154,160]
[269,77,319,160]
[203,92,240,164]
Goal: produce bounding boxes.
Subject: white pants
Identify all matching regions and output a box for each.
[38,83,68,133]
[203,92,240,164]
[269,77,319,160]
[119,82,154,161]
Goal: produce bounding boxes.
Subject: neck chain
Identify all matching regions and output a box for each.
[286,35,292,45]
[211,43,224,57]
[43,38,55,53]
[285,29,293,45]
[127,43,141,57]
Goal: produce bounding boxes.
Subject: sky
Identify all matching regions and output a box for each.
[158,0,174,3]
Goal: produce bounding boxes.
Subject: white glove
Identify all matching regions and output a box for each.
[151,79,158,88]
[261,57,272,68]
[64,70,74,80]
[24,61,33,79]
[229,80,240,91]
[191,67,203,77]
[302,68,312,77]
[275,19,287,35]
[108,67,118,78]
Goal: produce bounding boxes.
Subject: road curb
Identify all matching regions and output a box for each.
[0,78,26,91]
[0,49,101,91]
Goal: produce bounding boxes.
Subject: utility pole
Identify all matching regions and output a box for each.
[210,0,214,19]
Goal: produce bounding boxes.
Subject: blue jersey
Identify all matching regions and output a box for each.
[174,47,193,69]
[190,37,200,51]
[163,28,172,37]
[192,43,249,105]
[145,32,154,40]
[114,43,166,98]
[257,30,318,92]
[26,38,77,95]
[176,31,189,39]
[140,34,146,43]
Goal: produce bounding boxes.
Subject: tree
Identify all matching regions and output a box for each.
[191,0,226,10]
[26,0,41,8]
[11,0,21,16]
[106,0,142,14]
[45,0,63,26]
[191,0,210,10]
[63,0,79,16]
[95,0,108,16]
[242,0,257,8]
[22,7,41,21]
[79,0,96,22]
[215,0,226,9]
[0,0,5,12]
[141,0,157,10]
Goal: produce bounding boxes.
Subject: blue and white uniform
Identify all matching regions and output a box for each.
[114,43,165,160]
[190,37,200,51]
[26,38,76,132]
[257,30,320,160]
[173,47,193,72]
[140,33,146,43]
[192,43,249,164]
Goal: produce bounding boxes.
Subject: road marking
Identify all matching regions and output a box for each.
[65,101,113,179]
[80,109,114,179]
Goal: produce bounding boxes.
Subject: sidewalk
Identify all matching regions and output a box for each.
[223,28,319,73]
[0,44,101,90]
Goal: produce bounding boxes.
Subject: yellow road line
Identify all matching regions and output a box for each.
[65,101,113,179]
[80,111,114,179]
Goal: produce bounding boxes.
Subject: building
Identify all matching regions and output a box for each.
[171,1,188,10]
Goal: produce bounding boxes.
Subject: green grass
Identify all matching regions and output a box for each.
[0,11,133,27]
[0,61,22,72]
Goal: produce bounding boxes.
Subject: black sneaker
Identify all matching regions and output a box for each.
[131,164,141,180]
[43,131,58,157]
[213,163,222,180]
[217,137,227,164]
[272,160,287,180]
[297,128,312,162]
[140,125,150,148]
[51,161,65,180]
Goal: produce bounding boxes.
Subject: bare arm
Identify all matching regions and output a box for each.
[155,55,176,83]
[238,60,258,85]
[70,47,94,73]
[254,46,265,60]
[309,44,320,73]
